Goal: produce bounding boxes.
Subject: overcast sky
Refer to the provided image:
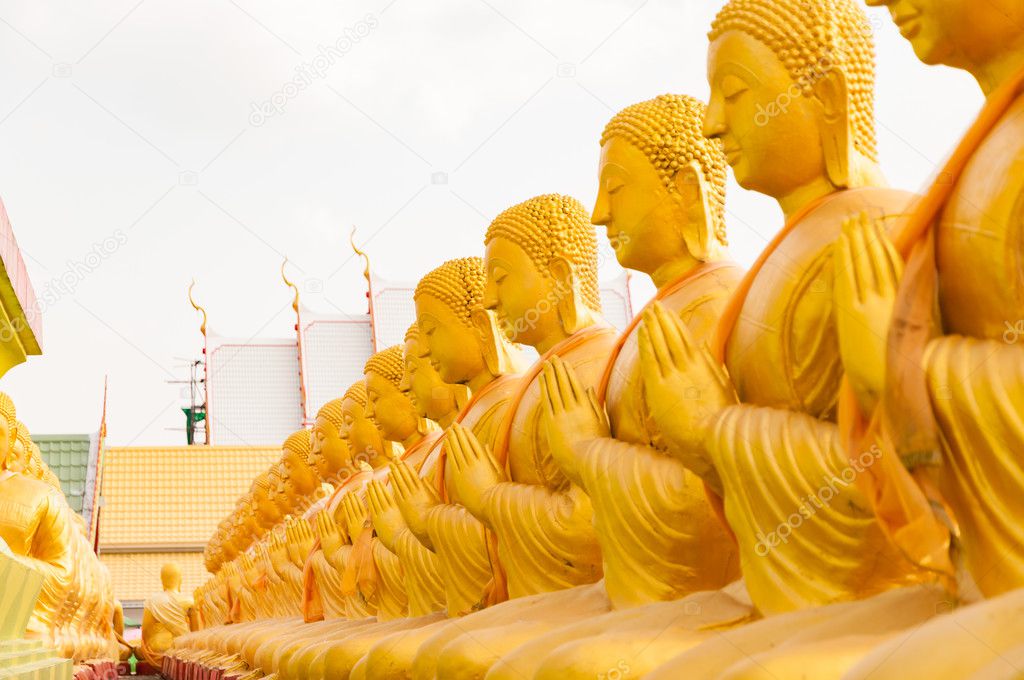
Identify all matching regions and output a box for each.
[0,0,982,445]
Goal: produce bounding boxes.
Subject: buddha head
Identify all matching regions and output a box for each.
[416,257,489,385]
[364,345,419,443]
[0,392,15,471]
[279,429,319,497]
[594,95,729,279]
[401,322,459,423]
[310,398,350,482]
[705,0,881,199]
[339,381,387,469]
[865,0,1024,77]
[484,194,601,351]
[161,562,182,592]
[251,473,284,527]
[9,421,31,473]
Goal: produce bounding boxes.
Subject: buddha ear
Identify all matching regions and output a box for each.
[471,308,504,377]
[813,67,853,189]
[549,255,579,333]
[672,160,713,262]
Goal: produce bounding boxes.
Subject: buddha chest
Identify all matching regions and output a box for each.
[0,475,49,554]
[727,188,915,419]
[937,95,1024,339]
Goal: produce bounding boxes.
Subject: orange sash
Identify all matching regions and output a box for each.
[840,67,1024,581]
[596,260,739,404]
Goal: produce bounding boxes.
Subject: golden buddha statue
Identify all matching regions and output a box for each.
[825,1,1024,676]
[278,429,326,514]
[401,322,464,430]
[444,194,618,598]
[340,381,401,472]
[139,563,197,667]
[0,392,117,663]
[356,257,528,677]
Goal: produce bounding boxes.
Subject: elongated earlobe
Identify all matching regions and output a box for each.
[814,69,853,189]
[549,256,580,334]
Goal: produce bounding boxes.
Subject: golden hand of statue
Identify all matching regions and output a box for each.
[286,517,315,566]
[834,211,903,413]
[267,531,288,574]
[367,479,406,551]
[638,302,734,493]
[390,460,439,547]
[341,492,370,541]
[316,509,344,558]
[447,422,504,518]
[539,356,610,486]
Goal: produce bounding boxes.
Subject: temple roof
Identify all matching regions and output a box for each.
[100,551,207,605]
[98,445,280,551]
[33,434,98,517]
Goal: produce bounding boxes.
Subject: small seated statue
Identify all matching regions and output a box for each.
[139,563,197,667]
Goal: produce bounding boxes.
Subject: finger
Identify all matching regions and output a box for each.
[637,323,662,380]
[645,308,673,376]
[835,230,859,306]
[871,216,902,296]
[552,356,578,406]
[655,302,692,367]
[461,425,482,461]
[448,425,466,471]
[850,213,876,298]
[540,362,563,415]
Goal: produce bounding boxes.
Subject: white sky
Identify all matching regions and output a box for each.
[0,0,982,445]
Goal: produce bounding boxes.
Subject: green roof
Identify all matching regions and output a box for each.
[32,434,93,514]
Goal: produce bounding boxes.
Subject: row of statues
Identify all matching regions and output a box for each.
[0,393,121,664]
[157,0,1024,677]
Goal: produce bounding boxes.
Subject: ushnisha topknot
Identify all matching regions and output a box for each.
[710,0,877,162]
[283,428,314,467]
[344,381,368,408]
[364,345,405,389]
[414,257,486,329]
[316,398,345,429]
[485,194,601,312]
[602,94,729,246]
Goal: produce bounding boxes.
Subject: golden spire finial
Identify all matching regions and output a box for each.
[349,226,371,285]
[188,279,208,339]
[280,257,300,314]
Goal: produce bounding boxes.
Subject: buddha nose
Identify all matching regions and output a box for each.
[483,281,498,310]
[591,191,611,227]
[703,97,727,140]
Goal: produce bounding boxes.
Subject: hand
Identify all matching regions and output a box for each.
[316,509,343,559]
[267,531,288,575]
[367,480,406,551]
[390,460,439,546]
[341,491,370,541]
[447,423,503,519]
[286,517,314,566]
[834,211,903,413]
[539,356,610,485]
[638,301,734,490]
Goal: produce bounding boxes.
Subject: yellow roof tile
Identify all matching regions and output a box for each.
[101,551,208,604]
[99,446,280,549]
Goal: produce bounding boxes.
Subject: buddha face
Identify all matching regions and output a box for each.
[403,337,456,421]
[252,486,283,525]
[281,446,318,496]
[365,370,417,442]
[311,415,350,480]
[340,395,385,467]
[705,30,827,199]
[484,236,561,349]
[415,293,486,384]
[593,136,686,274]
[866,0,1024,70]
